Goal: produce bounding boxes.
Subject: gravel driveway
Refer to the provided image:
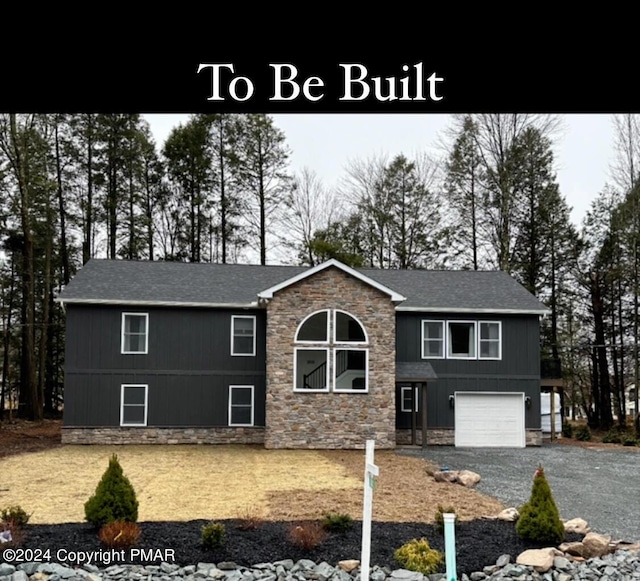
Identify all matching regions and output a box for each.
[398,443,640,542]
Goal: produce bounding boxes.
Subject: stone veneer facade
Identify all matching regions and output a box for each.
[61,427,265,445]
[396,428,542,447]
[264,266,397,449]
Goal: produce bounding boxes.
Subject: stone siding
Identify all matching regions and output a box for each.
[264,266,397,449]
[396,428,543,447]
[61,427,265,445]
[526,429,543,446]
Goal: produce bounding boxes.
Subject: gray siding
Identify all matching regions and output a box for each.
[396,313,541,430]
[63,305,265,427]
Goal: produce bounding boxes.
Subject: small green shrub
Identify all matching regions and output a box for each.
[321,512,354,533]
[84,454,139,528]
[394,538,444,575]
[0,505,31,527]
[201,521,226,549]
[574,424,591,441]
[434,505,457,532]
[562,422,573,439]
[602,430,622,444]
[623,437,638,447]
[516,465,565,545]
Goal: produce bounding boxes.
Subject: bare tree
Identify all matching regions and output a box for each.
[282,167,340,266]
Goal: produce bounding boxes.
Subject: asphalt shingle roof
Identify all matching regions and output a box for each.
[56,259,549,314]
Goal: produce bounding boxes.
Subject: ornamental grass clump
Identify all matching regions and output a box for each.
[516,464,565,545]
[98,520,141,549]
[84,454,139,528]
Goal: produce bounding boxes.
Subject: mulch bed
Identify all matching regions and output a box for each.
[8,519,584,577]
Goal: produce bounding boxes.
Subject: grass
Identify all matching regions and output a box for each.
[0,443,505,525]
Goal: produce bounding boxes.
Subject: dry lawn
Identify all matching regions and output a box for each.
[0,443,505,525]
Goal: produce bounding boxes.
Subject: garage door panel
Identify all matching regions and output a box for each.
[455,392,525,448]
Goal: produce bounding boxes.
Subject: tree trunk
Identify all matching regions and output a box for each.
[83,115,94,264]
[0,258,16,421]
[590,271,613,430]
[54,120,70,285]
[10,115,40,420]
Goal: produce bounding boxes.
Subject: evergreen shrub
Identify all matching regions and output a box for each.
[0,505,31,527]
[393,538,444,575]
[321,512,354,532]
[515,465,565,544]
[574,424,591,441]
[201,521,226,549]
[84,454,139,528]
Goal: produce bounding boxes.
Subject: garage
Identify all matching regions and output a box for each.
[454,392,525,448]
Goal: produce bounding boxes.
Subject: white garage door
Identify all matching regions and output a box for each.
[455,392,525,448]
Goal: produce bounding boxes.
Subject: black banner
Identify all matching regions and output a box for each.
[2,55,638,113]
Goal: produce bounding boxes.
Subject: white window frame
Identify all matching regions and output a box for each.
[478,321,502,360]
[120,384,148,427]
[400,386,420,413]
[229,385,254,427]
[293,309,369,394]
[447,320,477,360]
[421,320,445,359]
[332,348,369,393]
[294,347,330,392]
[121,313,149,355]
[294,309,330,344]
[333,310,369,345]
[231,315,256,357]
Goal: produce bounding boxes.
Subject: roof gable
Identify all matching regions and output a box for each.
[257,259,406,303]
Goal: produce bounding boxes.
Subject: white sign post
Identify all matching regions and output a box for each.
[360,439,378,581]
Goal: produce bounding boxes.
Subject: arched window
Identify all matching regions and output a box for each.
[294,309,368,393]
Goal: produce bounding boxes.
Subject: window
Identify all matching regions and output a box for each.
[120,384,148,426]
[295,348,330,391]
[447,321,477,359]
[231,315,256,356]
[334,310,367,343]
[121,313,148,354]
[479,322,501,359]
[421,320,445,359]
[294,309,368,392]
[295,310,329,342]
[423,319,502,360]
[229,385,254,426]
[333,348,368,392]
[400,386,419,413]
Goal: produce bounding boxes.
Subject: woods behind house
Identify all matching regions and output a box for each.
[1,113,639,434]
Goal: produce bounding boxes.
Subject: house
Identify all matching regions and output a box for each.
[54,258,550,449]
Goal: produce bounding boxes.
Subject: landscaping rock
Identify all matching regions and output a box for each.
[496,508,519,522]
[582,531,613,558]
[563,517,591,535]
[337,561,359,573]
[432,469,481,488]
[515,547,557,573]
[456,470,481,488]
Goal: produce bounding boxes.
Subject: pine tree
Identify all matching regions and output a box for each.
[516,465,564,544]
[84,454,139,527]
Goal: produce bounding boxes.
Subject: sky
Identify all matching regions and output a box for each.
[142,113,619,228]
